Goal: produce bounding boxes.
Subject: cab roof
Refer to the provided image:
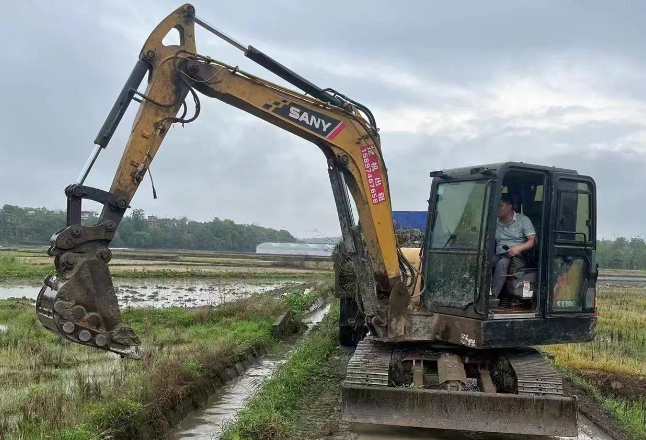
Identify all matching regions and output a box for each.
[435,162,578,178]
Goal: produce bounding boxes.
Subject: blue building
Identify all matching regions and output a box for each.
[392,211,427,232]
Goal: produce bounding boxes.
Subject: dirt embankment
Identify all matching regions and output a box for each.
[577,370,646,402]
[562,377,634,440]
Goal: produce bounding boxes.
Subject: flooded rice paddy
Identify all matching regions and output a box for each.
[0,278,303,308]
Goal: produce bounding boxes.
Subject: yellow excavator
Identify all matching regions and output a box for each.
[36,5,598,437]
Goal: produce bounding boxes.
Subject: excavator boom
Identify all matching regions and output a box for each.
[37,4,402,358]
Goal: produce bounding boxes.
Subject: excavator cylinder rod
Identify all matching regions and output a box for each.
[194,15,345,108]
[342,385,578,437]
[77,144,102,185]
[94,58,150,149]
[195,16,247,52]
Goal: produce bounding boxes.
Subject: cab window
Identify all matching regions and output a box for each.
[555,181,592,245]
[550,179,594,313]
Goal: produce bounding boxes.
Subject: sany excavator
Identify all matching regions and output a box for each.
[36,5,598,437]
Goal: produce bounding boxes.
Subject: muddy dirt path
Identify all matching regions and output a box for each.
[291,347,624,440]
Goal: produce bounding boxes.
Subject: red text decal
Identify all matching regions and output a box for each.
[361,146,386,205]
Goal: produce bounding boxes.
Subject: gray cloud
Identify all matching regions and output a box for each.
[1,1,645,238]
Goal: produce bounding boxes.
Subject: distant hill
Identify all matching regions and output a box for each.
[0,205,296,252]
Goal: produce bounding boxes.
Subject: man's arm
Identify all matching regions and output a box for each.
[507,234,536,256]
[507,216,537,257]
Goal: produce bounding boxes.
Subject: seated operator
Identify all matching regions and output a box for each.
[491,194,537,300]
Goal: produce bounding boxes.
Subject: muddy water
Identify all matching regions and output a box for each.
[169,302,331,440]
[0,278,301,308]
[0,280,42,300]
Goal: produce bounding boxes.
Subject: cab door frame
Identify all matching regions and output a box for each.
[546,173,597,317]
[491,166,550,316]
[422,174,496,319]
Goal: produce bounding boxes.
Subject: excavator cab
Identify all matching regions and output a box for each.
[342,163,597,436]
[421,162,597,346]
[338,162,597,348]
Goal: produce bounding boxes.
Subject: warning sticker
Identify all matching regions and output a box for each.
[523,281,532,298]
[361,146,386,205]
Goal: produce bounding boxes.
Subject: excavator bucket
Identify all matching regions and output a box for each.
[36,253,140,359]
[34,4,197,359]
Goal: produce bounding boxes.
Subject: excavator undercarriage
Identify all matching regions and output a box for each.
[343,339,577,436]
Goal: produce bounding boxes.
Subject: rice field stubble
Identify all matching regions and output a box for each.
[546,283,646,439]
[0,281,331,440]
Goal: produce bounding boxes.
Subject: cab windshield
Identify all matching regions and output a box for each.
[424,180,490,309]
[430,181,489,250]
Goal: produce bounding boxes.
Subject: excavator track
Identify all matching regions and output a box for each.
[345,337,391,387]
[508,351,565,396]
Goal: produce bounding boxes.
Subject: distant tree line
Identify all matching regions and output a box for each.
[0,205,296,252]
[3,204,645,267]
[597,237,646,270]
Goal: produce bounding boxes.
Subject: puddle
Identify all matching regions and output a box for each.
[0,279,302,308]
[116,279,298,309]
[169,301,331,440]
[0,280,42,300]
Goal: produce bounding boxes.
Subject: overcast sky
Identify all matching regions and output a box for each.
[1,1,645,238]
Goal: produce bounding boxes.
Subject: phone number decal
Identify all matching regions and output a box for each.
[361,146,386,205]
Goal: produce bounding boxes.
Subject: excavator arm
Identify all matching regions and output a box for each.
[36,4,407,358]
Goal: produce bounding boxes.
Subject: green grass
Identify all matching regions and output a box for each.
[0,283,331,440]
[0,255,53,279]
[223,303,339,440]
[545,285,646,438]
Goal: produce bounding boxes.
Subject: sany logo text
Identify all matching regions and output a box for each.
[288,107,333,132]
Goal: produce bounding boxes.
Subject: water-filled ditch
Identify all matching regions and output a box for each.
[169,301,330,440]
